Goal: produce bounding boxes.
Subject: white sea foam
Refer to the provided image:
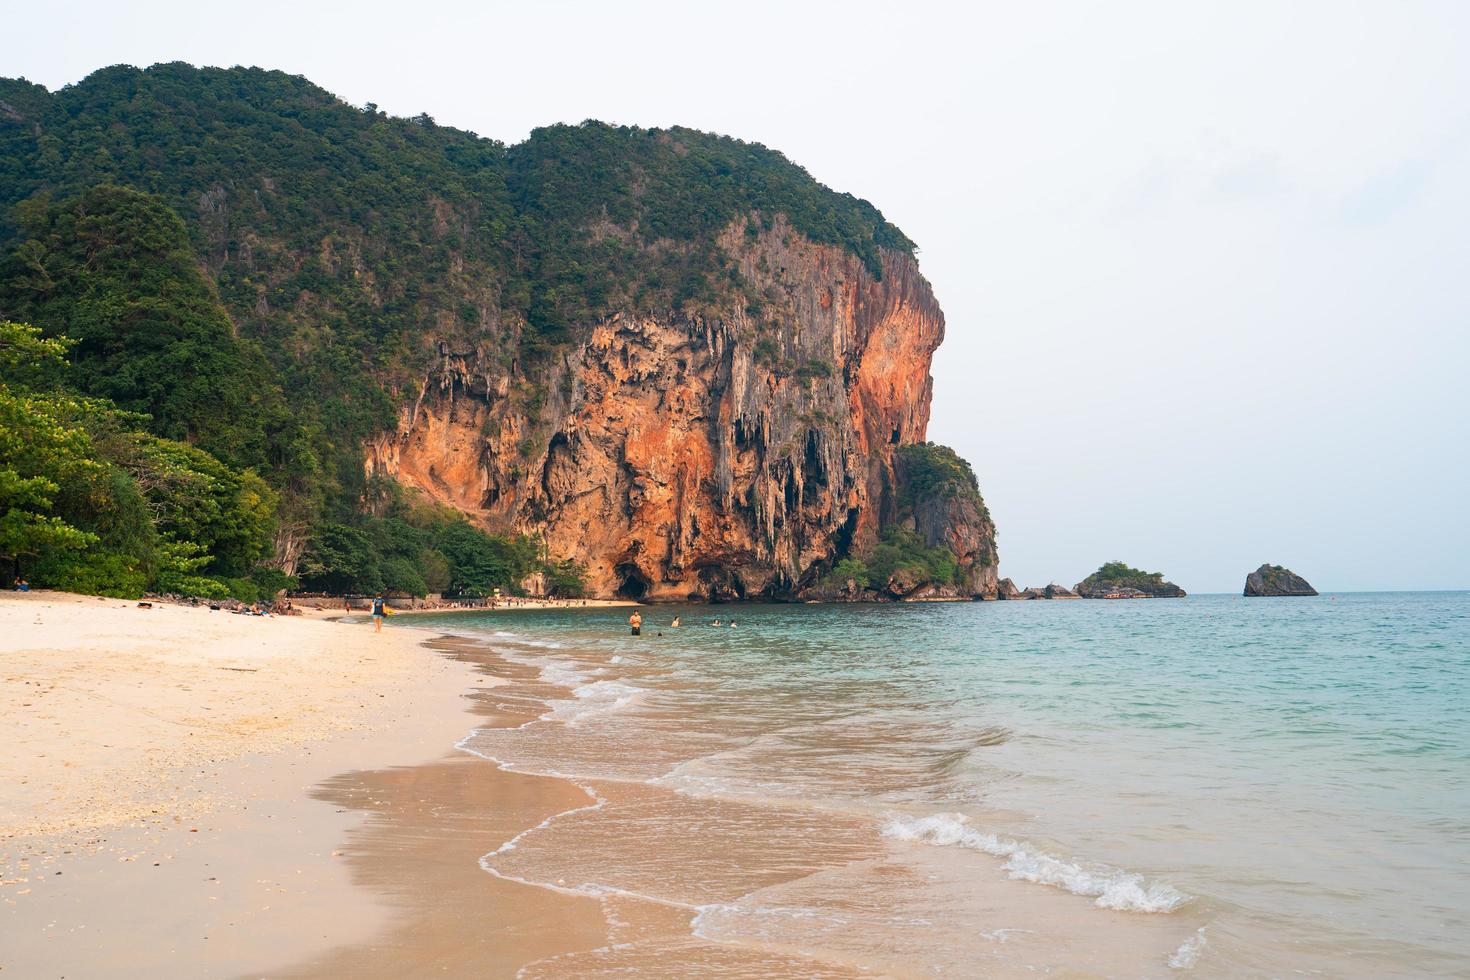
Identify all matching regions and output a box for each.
[495,649,590,688]
[545,679,647,725]
[882,813,1188,913]
[1168,927,1208,969]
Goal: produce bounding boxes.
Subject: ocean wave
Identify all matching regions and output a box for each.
[494,649,591,689]
[881,813,1188,913]
[545,679,647,725]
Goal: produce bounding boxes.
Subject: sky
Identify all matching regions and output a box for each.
[9,0,1468,591]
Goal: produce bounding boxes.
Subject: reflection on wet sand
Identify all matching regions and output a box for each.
[279,640,1191,978]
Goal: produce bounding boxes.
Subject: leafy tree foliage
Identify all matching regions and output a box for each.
[541,557,589,599]
[297,522,379,595]
[433,520,539,597]
[0,185,317,500]
[296,492,583,599]
[1,318,277,597]
[0,322,99,567]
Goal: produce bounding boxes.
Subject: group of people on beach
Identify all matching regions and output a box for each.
[628,611,736,636]
[222,597,293,617]
[11,576,29,591]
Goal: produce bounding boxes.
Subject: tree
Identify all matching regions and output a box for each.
[0,186,293,471]
[541,557,588,598]
[297,523,380,594]
[434,520,537,596]
[0,321,99,569]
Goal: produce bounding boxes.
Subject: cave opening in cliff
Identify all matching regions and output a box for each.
[613,563,651,601]
[698,565,746,603]
[833,507,861,558]
[802,430,828,499]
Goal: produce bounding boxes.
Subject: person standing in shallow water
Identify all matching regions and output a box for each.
[371,594,387,632]
[629,610,642,636]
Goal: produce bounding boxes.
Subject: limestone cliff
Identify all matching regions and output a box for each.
[365,217,992,601]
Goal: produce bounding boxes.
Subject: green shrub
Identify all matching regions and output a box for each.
[794,358,834,382]
[866,528,959,589]
[219,577,262,602]
[249,566,298,597]
[821,557,870,589]
[33,550,149,598]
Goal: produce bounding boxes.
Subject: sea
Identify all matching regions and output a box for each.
[402,592,1469,977]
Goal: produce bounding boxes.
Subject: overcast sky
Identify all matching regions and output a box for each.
[11,0,1467,591]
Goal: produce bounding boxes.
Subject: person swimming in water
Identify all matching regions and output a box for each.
[629,610,643,636]
[671,616,681,628]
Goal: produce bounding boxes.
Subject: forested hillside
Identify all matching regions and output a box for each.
[0,62,943,599]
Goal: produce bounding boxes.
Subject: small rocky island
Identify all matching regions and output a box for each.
[1244,564,1318,596]
[1073,561,1186,598]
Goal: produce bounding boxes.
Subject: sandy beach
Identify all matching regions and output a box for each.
[0,593,1197,978]
[0,591,523,977]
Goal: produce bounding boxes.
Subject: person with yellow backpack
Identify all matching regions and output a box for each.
[370,593,391,632]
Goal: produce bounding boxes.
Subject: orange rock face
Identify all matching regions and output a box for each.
[365,219,994,600]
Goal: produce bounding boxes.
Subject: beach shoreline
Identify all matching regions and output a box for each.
[291,596,640,620]
[7,592,1457,976]
[0,590,504,977]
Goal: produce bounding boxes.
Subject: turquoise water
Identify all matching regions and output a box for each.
[407,593,1470,976]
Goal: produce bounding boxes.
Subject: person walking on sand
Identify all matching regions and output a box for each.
[371,593,387,632]
[629,610,643,636]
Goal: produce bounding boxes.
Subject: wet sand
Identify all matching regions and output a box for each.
[273,640,1193,979]
[271,651,870,978]
[273,745,610,976]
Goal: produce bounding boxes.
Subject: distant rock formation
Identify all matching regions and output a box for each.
[1011,583,1082,600]
[1244,564,1317,597]
[996,577,1020,600]
[1074,561,1186,598]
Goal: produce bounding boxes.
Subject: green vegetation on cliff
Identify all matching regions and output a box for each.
[1081,561,1166,589]
[1074,561,1186,598]
[896,442,989,518]
[820,443,989,595]
[0,63,918,594]
[2,186,315,480]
